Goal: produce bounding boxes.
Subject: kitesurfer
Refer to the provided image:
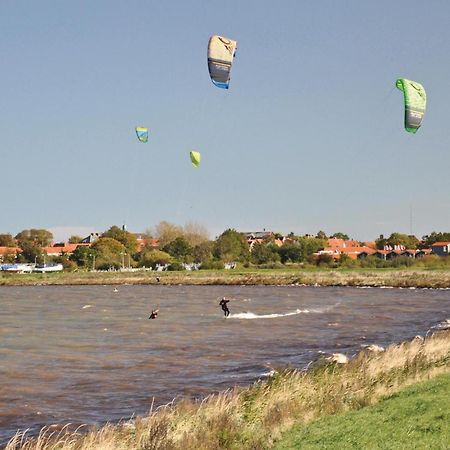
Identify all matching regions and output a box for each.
[149,309,159,319]
[219,297,230,317]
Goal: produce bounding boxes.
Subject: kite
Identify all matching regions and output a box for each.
[190,151,201,168]
[396,79,426,133]
[207,35,237,89]
[135,127,149,143]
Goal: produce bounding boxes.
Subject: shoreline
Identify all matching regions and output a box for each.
[6,330,450,449]
[1,268,450,288]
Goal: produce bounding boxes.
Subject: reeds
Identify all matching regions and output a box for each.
[5,330,450,450]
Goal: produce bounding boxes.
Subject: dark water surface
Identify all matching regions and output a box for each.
[1,285,449,443]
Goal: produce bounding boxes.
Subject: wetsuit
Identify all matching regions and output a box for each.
[149,310,158,319]
[219,299,230,317]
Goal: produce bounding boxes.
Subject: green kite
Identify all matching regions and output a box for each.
[396,78,426,133]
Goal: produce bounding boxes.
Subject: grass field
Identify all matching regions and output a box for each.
[1,267,450,288]
[274,373,450,449]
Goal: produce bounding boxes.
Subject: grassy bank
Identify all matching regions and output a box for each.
[1,267,450,288]
[6,330,450,450]
[274,373,450,449]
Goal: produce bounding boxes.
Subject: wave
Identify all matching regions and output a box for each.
[228,309,310,320]
[432,319,450,330]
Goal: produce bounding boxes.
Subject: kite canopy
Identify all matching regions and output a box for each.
[190,151,201,168]
[396,79,426,133]
[135,127,149,143]
[207,35,237,89]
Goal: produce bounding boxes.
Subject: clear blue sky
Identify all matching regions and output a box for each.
[1,0,449,241]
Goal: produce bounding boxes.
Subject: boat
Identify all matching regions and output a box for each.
[33,263,63,273]
[0,263,34,273]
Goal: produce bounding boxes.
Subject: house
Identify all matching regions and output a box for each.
[327,238,360,250]
[243,231,284,251]
[400,250,417,259]
[0,246,21,261]
[416,249,432,258]
[80,233,100,244]
[373,250,389,260]
[431,242,450,257]
[42,243,88,257]
[386,250,403,260]
[317,239,376,260]
[132,234,159,252]
[243,231,274,240]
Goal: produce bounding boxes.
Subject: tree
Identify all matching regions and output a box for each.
[16,240,42,263]
[162,237,192,260]
[297,236,327,260]
[213,229,249,262]
[316,253,334,267]
[15,229,53,247]
[316,230,328,240]
[0,233,16,247]
[183,222,209,247]
[70,246,96,268]
[192,241,214,263]
[251,242,280,265]
[278,242,303,263]
[138,250,172,268]
[421,232,450,248]
[376,232,419,250]
[91,237,125,269]
[102,225,138,254]
[153,221,183,248]
[1,251,17,263]
[68,235,83,244]
[331,232,350,240]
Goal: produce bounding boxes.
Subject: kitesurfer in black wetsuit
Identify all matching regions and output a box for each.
[149,309,159,319]
[219,297,230,317]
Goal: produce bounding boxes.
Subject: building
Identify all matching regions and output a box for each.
[431,242,450,257]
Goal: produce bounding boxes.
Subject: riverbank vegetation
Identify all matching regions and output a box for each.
[6,330,450,450]
[1,267,450,288]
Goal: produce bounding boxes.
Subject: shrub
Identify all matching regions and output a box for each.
[167,262,185,271]
[199,260,224,270]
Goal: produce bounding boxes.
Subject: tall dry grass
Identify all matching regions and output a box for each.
[5,330,450,450]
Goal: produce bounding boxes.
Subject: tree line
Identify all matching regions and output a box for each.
[0,225,449,271]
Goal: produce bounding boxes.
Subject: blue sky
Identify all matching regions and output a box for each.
[1,1,449,241]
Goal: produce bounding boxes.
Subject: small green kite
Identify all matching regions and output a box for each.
[190,151,201,168]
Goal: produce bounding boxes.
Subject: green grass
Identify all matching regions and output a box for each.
[274,373,450,450]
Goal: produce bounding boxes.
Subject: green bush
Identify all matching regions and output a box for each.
[167,262,185,271]
[200,260,225,270]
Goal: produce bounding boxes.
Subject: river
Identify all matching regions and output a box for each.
[1,284,449,444]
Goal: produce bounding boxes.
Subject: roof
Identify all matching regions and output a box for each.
[42,243,83,255]
[244,231,274,239]
[327,238,361,249]
[431,242,450,246]
[416,248,432,254]
[0,246,21,255]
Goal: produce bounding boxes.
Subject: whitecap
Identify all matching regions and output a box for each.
[82,304,93,309]
[228,309,310,320]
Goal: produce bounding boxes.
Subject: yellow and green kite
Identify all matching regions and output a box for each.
[396,79,426,133]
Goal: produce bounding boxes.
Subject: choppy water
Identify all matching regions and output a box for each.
[1,284,449,444]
